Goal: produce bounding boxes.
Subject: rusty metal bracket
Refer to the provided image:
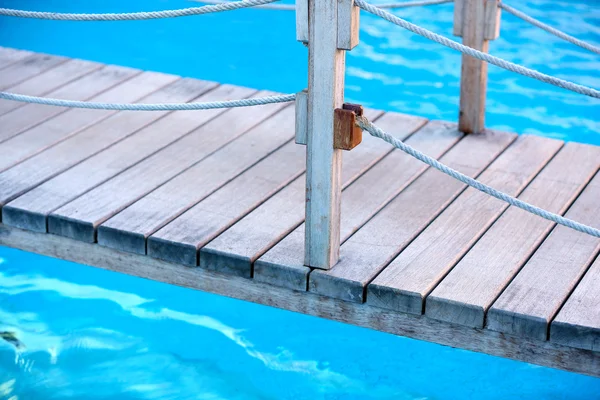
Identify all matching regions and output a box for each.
[334,103,363,151]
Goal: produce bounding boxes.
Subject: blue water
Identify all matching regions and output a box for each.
[1,247,599,399]
[0,0,599,144]
[1,1,600,398]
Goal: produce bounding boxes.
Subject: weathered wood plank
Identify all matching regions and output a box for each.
[337,0,359,50]
[0,69,173,173]
[48,89,287,243]
[425,143,600,328]
[0,47,33,70]
[147,109,384,266]
[308,129,516,301]
[0,72,178,210]
[97,100,296,254]
[200,112,425,278]
[148,140,306,265]
[365,135,562,312]
[2,80,224,232]
[0,59,102,117]
[0,52,68,90]
[0,65,140,147]
[304,0,346,269]
[488,172,600,341]
[1,222,598,378]
[256,120,464,291]
[551,254,600,352]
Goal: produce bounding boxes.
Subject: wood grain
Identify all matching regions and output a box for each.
[457,0,488,133]
[0,59,102,117]
[0,65,141,152]
[0,72,178,210]
[147,109,383,267]
[304,0,346,269]
[0,52,67,90]
[365,135,561,313]
[47,88,286,243]
[551,254,600,352]
[257,119,460,292]
[2,79,221,232]
[310,128,516,301]
[0,47,33,70]
[425,143,600,328]
[96,99,294,254]
[0,222,598,378]
[488,172,600,340]
[199,112,422,278]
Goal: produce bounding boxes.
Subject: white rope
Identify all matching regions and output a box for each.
[355,0,600,99]
[499,2,600,55]
[0,0,280,20]
[357,115,600,238]
[191,0,452,10]
[0,92,296,111]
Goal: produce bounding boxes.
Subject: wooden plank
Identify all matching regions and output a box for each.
[0,65,140,146]
[148,140,307,266]
[295,89,308,145]
[1,222,599,378]
[256,120,464,291]
[296,0,309,43]
[0,52,68,90]
[47,89,288,243]
[200,112,426,278]
[97,100,297,254]
[2,79,224,232]
[0,69,172,173]
[337,0,359,50]
[0,47,33,70]
[551,254,600,351]
[147,109,384,266]
[0,58,102,116]
[308,129,516,301]
[488,172,600,341]
[425,143,600,328]
[484,0,501,40]
[457,0,488,133]
[365,135,562,312]
[0,72,179,210]
[304,0,346,269]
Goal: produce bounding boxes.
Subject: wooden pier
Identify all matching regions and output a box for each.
[1,47,599,377]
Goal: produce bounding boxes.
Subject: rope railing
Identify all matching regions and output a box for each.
[191,0,453,10]
[0,0,280,21]
[354,0,600,99]
[499,2,600,55]
[0,92,296,111]
[357,115,600,238]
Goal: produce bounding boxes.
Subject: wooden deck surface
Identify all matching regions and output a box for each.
[1,48,599,376]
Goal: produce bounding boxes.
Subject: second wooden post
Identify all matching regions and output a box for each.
[454,0,500,134]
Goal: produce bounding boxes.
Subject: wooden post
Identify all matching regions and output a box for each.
[297,0,358,269]
[454,0,500,134]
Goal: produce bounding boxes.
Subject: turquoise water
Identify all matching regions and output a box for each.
[1,246,600,399]
[0,0,599,143]
[1,1,600,398]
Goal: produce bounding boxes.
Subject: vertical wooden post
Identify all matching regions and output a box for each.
[296,0,358,269]
[454,0,500,134]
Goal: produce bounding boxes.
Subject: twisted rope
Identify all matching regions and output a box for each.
[355,0,600,99]
[357,115,600,238]
[193,0,452,10]
[0,92,296,111]
[499,2,600,55]
[0,0,280,21]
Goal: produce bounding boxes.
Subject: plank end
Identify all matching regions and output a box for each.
[147,236,198,267]
[47,214,96,243]
[97,225,146,255]
[2,205,47,233]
